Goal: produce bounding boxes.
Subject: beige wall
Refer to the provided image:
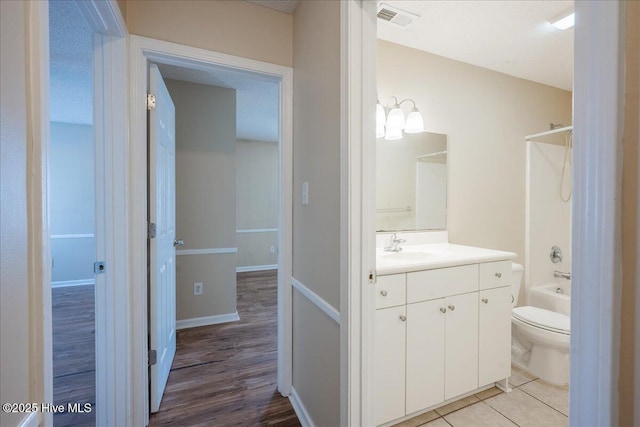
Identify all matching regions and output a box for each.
[291,0,342,425]
[620,0,639,424]
[236,139,278,269]
[378,40,572,264]
[116,0,126,18]
[165,79,237,320]
[124,1,292,67]
[0,2,30,426]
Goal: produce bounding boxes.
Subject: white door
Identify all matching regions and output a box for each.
[374,305,406,425]
[406,298,446,413]
[149,64,176,413]
[479,286,512,386]
[444,292,479,400]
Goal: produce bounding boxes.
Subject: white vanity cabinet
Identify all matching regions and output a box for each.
[375,260,512,426]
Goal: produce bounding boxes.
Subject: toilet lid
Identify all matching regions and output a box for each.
[513,306,570,335]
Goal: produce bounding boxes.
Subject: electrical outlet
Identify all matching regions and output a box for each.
[269,245,276,254]
[194,282,203,296]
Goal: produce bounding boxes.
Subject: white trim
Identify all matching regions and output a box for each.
[289,386,316,427]
[341,1,378,426]
[570,1,624,426]
[51,233,95,239]
[129,35,294,425]
[236,228,278,234]
[51,279,95,288]
[17,412,39,427]
[291,278,340,324]
[176,312,240,330]
[175,247,238,256]
[236,264,278,273]
[76,0,126,37]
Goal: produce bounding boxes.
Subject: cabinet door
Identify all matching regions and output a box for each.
[375,306,406,425]
[376,274,406,309]
[479,286,512,386]
[406,299,446,414]
[445,292,479,399]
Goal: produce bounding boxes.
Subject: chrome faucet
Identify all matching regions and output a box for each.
[554,270,571,280]
[384,233,406,252]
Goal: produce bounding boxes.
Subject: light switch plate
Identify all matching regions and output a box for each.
[302,181,309,205]
[194,282,203,296]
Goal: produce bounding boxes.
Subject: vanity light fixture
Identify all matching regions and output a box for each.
[549,10,575,30]
[377,96,425,140]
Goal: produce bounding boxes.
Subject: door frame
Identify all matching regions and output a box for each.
[348,1,627,426]
[27,0,128,426]
[128,35,293,426]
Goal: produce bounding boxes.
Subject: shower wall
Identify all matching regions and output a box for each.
[525,140,572,305]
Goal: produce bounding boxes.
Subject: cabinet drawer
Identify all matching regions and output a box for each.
[479,261,511,290]
[407,265,478,303]
[376,274,406,309]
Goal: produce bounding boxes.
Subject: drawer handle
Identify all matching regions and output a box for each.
[380,290,388,297]
[482,298,489,304]
[440,307,447,314]
[495,272,502,278]
[399,315,407,322]
[448,305,455,311]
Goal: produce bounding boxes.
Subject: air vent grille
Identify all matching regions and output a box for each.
[377,8,397,22]
[376,3,419,28]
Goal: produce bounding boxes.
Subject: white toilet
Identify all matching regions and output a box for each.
[510,263,570,385]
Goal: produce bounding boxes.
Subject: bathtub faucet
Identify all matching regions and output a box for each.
[554,270,571,280]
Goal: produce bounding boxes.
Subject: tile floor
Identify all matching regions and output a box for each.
[393,366,569,427]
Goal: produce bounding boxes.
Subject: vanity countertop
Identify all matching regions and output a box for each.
[376,243,517,275]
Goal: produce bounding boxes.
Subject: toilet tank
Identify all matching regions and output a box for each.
[511,262,524,307]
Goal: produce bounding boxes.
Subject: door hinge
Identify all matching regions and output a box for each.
[94,261,106,274]
[147,93,156,111]
[148,222,157,239]
[368,270,377,284]
[148,349,157,366]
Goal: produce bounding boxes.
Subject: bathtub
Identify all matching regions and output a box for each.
[529,282,571,316]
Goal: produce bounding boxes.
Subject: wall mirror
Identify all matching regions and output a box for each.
[376,132,447,231]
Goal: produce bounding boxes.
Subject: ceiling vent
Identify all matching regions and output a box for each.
[377,3,420,28]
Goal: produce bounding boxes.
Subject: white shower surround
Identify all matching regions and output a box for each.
[525,140,572,306]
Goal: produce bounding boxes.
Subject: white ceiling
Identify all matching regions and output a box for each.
[49,0,94,125]
[377,0,574,91]
[245,0,299,14]
[157,64,280,143]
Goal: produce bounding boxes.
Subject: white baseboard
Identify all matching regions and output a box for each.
[176,311,240,330]
[51,279,95,288]
[236,264,278,273]
[18,412,39,427]
[289,386,315,427]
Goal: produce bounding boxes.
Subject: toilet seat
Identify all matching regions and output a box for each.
[512,306,570,335]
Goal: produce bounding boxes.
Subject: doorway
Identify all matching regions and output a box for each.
[129,36,294,426]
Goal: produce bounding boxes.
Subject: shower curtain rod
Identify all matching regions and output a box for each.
[525,125,573,141]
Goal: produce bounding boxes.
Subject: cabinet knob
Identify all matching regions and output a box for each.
[495,272,502,278]
[380,290,388,297]
[482,298,489,304]
[448,305,455,311]
[399,315,406,322]
[440,307,447,313]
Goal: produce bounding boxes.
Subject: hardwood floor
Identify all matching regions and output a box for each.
[52,284,96,427]
[150,270,300,426]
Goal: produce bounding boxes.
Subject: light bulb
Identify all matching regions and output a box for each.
[386,106,405,130]
[404,108,424,133]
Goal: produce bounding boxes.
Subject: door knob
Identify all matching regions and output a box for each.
[495,272,502,278]
[174,239,184,247]
[399,315,406,322]
[440,307,447,313]
[448,305,455,311]
[380,290,388,297]
[482,298,489,304]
